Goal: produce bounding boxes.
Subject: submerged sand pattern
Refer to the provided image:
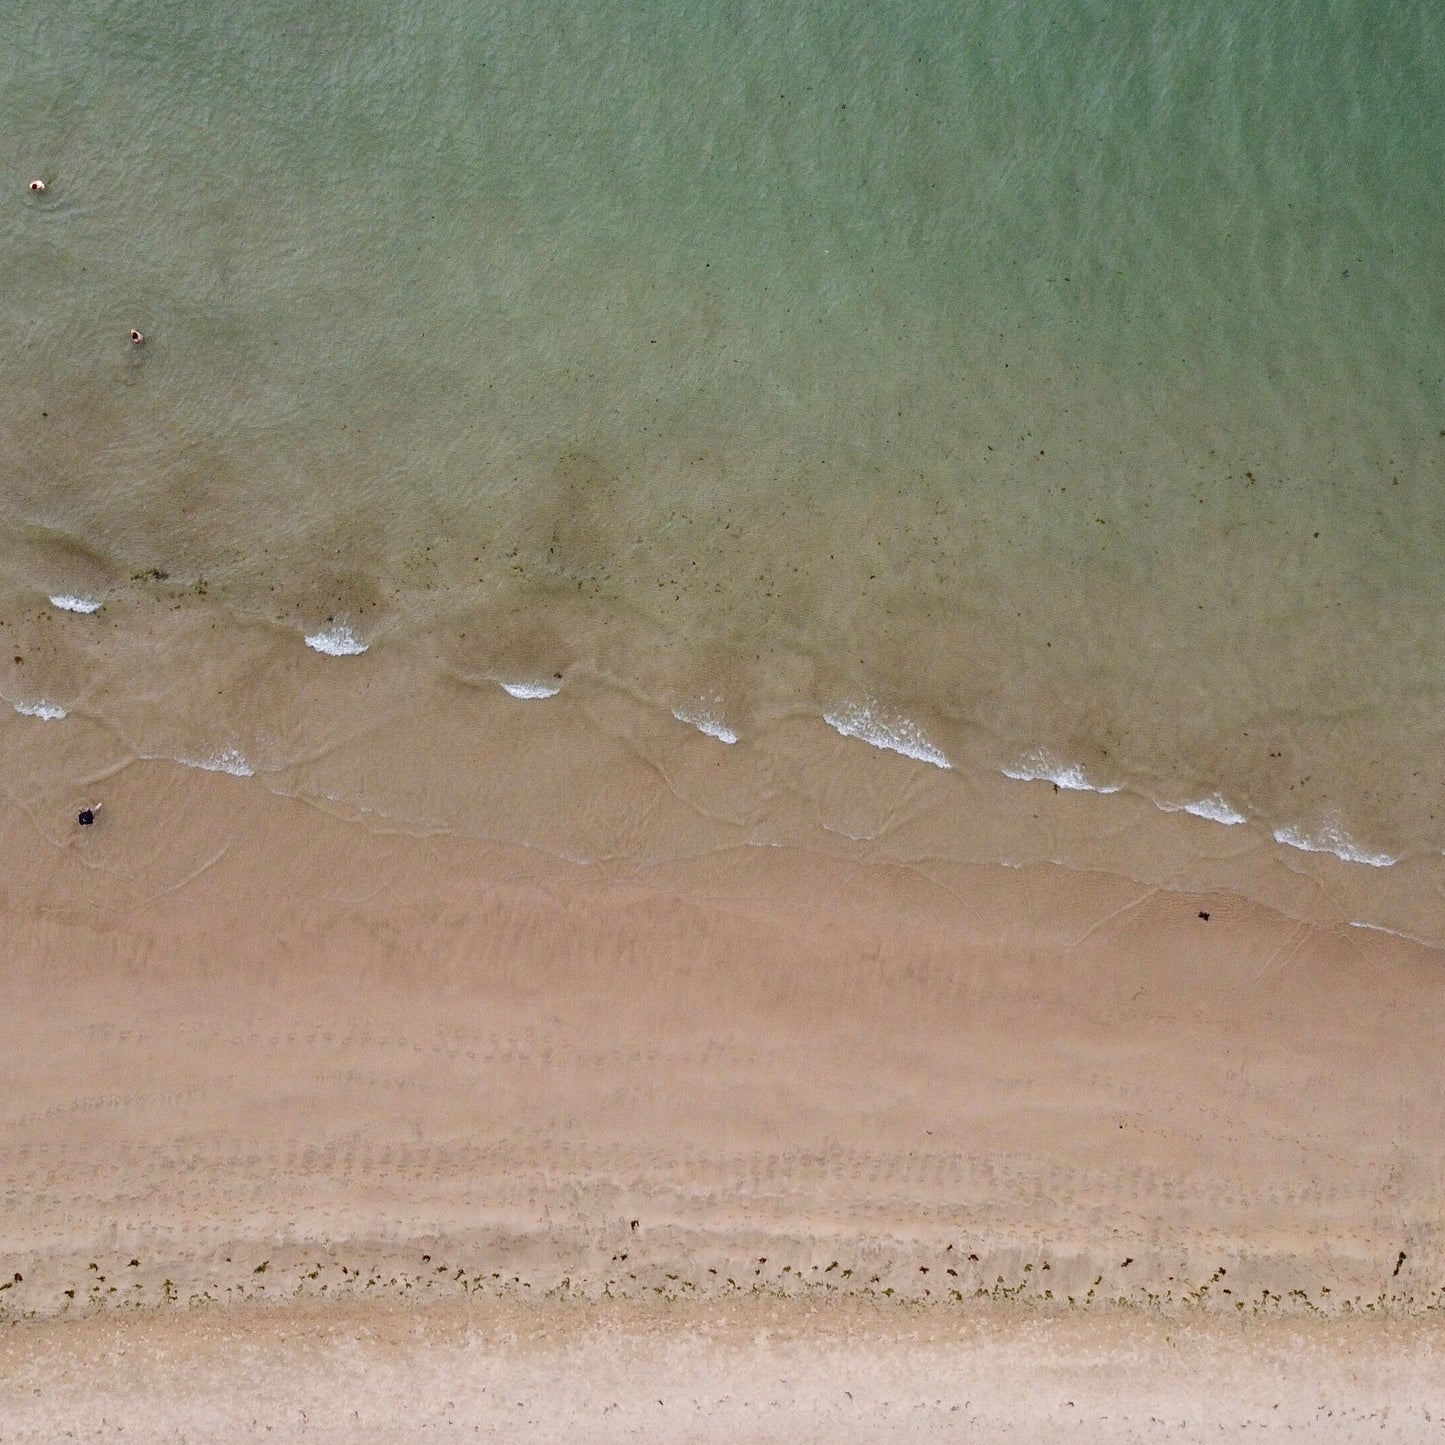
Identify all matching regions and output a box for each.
[1,0,1442,861]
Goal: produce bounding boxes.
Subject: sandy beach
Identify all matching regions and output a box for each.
[5,0,1443,1434]
[3,688,1443,1439]
[6,1298,1444,1442]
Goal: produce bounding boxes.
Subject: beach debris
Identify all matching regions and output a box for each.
[129,329,145,346]
[28,178,46,193]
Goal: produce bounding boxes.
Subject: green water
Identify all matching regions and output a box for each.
[1,0,1442,859]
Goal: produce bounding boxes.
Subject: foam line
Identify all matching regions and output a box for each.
[1273,821,1396,868]
[49,593,102,614]
[13,699,67,720]
[1002,749,1118,794]
[305,625,368,656]
[1181,795,1247,825]
[177,748,254,777]
[672,705,738,745]
[823,701,950,769]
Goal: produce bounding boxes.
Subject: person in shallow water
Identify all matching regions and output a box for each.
[77,804,101,826]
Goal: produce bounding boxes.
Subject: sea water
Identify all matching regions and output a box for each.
[1,1,1441,886]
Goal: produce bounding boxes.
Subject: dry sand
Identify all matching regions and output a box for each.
[2,696,1443,1438]
[5,1298,1443,1443]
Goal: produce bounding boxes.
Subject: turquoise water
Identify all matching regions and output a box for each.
[1,0,1442,859]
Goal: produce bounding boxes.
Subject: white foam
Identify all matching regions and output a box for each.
[304,625,368,656]
[1349,920,1404,938]
[13,699,67,721]
[1002,749,1118,794]
[1180,794,1248,826]
[823,701,950,769]
[1273,819,1396,868]
[48,593,102,614]
[1348,919,1436,947]
[500,679,561,700]
[672,704,738,745]
[178,747,254,778]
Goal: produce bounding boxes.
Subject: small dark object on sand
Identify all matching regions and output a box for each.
[77,803,101,826]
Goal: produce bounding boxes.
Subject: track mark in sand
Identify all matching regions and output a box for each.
[1062,886,1162,953]
[144,843,234,900]
[1244,922,1311,989]
[878,853,990,929]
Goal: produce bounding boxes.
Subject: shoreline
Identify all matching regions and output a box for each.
[6,670,1443,942]
[4,573,1443,891]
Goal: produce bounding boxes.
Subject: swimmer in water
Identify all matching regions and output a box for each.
[77,803,102,826]
[28,179,46,193]
[129,329,145,346]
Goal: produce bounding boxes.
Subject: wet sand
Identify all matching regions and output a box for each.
[2,696,1443,1438]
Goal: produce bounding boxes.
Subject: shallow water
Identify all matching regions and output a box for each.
[1,0,1442,880]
